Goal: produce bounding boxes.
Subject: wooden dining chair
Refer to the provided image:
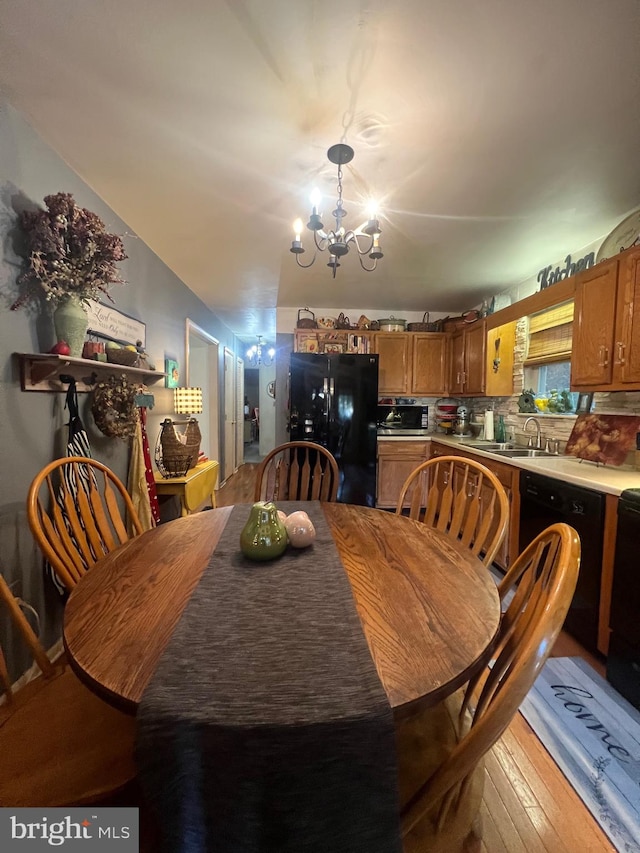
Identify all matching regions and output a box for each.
[27,456,144,593]
[254,441,340,502]
[0,572,137,807]
[395,455,510,567]
[395,522,581,853]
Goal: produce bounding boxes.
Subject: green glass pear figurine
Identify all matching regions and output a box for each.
[240,501,288,561]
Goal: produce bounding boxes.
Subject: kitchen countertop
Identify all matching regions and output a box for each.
[377,433,640,496]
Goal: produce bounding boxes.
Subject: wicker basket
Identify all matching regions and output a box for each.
[157,418,201,476]
[407,312,442,332]
[105,348,140,367]
[157,453,192,478]
[296,308,317,329]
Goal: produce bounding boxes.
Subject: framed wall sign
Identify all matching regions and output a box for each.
[86,300,146,347]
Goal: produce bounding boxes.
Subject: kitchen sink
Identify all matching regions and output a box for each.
[491,448,555,458]
[459,442,514,451]
[456,442,557,458]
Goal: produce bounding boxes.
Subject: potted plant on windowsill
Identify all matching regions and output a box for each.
[10,192,128,357]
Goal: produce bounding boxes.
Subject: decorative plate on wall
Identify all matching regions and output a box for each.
[596,208,640,262]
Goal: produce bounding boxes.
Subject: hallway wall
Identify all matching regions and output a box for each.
[0,98,241,679]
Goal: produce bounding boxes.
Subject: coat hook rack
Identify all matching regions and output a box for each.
[60,371,98,386]
[17,352,167,393]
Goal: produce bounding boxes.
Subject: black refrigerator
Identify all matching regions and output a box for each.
[289,352,379,506]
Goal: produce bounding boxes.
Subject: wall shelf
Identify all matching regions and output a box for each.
[16,353,166,392]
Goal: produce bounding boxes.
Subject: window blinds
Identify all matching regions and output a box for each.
[526,302,574,364]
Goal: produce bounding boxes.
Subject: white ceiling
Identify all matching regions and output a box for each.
[2,0,640,342]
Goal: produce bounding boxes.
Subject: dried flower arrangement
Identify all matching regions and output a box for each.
[11,192,128,311]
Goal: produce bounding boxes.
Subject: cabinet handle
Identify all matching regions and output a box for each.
[598,345,610,367]
[456,372,461,385]
[615,341,626,365]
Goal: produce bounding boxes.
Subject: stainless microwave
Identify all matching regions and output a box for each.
[376,405,428,430]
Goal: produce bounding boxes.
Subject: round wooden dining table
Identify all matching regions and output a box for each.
[63,502,501,722]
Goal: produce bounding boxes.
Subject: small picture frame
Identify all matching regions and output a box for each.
[301,338,319,353]
[321,342,344,354]
[575,392,594,414]
[165,358,180,388]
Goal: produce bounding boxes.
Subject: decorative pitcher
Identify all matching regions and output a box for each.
[53,295,88,358]
[240,501,288,561]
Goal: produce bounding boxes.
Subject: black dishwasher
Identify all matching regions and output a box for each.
[606,488,640,710]
[519,471,605,654]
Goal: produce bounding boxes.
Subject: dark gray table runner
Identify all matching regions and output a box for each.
[135,501,402,853]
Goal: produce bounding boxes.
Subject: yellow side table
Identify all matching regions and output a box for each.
[154,460,219,517]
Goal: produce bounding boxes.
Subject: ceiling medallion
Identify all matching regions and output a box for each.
[290,143,383,279]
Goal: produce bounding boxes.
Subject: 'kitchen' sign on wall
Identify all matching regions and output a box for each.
[538,252,595,290]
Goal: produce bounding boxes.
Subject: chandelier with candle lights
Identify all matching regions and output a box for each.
[290,143,383,278]
[246,336,275,367]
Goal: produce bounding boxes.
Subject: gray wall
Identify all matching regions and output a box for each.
[0,99,241,679]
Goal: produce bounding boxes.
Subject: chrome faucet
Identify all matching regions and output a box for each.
[523,416,543,449]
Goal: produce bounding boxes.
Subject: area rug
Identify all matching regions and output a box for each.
[520,656,640,853]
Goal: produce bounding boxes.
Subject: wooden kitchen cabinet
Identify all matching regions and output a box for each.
[376,440,429,509]
[411,333,448,395]
[294,329,448,397]
[373,332,448,396]
[485,321,516,397]
[448,320,486,396]
[430,441,519,571]
[371,333,412,395]
[572,246,640,391]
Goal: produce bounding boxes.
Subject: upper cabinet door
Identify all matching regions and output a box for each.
[463,322,486,395]
[449,331,465,395]
[411,334,447,396]
[485,321,516,397]
[372,333,412,395]
[613,246,640,385]
[571,258,619,388]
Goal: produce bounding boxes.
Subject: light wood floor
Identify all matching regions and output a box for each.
[216,463,616,852]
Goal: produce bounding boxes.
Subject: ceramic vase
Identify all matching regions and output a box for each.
[240,501,288,561]
[53,295,88,358]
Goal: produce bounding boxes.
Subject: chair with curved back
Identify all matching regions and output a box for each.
[0,571,137,806]
[27,456,144,593]
[395,522,581,852]
[254,441,339,503]
[395,455,510,567]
